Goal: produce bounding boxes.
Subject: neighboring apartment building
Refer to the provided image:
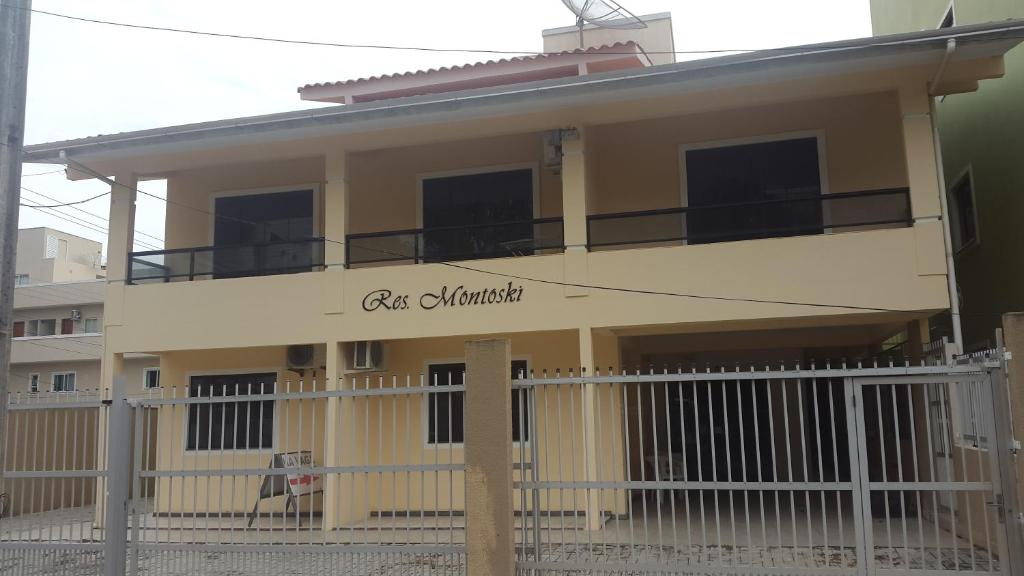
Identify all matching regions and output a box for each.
[19,13,1023,543]
[9,228,157,396]
[13,226,104,286]
[871,0,1024,350]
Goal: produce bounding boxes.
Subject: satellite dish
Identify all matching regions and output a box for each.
[560,0,648,49]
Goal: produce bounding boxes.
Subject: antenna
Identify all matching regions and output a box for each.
[560,0,648,49]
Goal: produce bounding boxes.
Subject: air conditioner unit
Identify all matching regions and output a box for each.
[352,341,384,371]
[286,344,326,371]
[70,309,82,321]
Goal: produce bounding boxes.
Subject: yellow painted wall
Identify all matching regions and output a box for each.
[108,225,946,355]
[348,132,563,235]
[149,331,630,521]
[164,157,325,250]
[587,91,907,214]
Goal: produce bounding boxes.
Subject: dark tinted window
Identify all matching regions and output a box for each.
[213,190,315,277]
[427,360,529,444]
[188,373,275,450]
[951,173,977,251]
[685,137,823,244]
[422,169,534,262]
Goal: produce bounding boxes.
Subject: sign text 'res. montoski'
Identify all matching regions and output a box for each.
[361,282,524,312]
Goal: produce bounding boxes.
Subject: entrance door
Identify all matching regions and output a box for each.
[683,137,824,244]
[213,189,315,278]
[421,168,534,262]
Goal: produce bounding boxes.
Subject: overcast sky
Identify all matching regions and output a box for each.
[17,0,872,258]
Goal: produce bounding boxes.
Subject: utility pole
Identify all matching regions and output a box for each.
[0,0,32,499]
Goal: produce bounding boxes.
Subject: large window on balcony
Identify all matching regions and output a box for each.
[682,135,825,244]
[212,189,316,278]
[420,168,536,262]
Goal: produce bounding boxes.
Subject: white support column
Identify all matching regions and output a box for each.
[561,129,589,298]
[324,152,349,269]
[322,341,342,531]
[578,328,602,529]
[106,172,137,284]
[324,153,348,316]
[900,84,963,350]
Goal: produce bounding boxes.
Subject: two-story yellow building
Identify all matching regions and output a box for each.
[20,17,1023,536]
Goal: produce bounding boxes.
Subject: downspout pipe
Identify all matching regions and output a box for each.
[929,38,965,354]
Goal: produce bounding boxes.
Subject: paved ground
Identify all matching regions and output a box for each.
[0,503,1000,575]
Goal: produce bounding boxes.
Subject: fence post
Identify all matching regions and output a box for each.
[995,320,1024,572]
[104,377,131,576]
[464,339,514,576]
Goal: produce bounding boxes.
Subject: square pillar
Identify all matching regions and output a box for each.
[561,129,589,297]
[324,152,349,269]
[899,86,942,221]
[464,339,514,576]
[94,351,125,528]
[578,328,627,529]
[322,341,342,531]
[106,172,137,284]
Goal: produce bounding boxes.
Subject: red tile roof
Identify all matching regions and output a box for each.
[297,41,642,92]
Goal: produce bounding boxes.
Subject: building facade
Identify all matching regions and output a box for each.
[13,226,103,286]
[10,228,157,396]
[20,18,1023,527]
[871,0,1024,350]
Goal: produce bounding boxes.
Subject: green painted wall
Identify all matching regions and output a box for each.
[871,0,1024,349]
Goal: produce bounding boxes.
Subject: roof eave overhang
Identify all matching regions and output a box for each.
[22,21,1024,169]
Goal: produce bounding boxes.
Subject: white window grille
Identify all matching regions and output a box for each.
[45,235,58,258]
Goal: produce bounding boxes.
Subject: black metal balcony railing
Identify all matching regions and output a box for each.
[128,238,325,284]
[587,188,912,249]
[346,217,565,267]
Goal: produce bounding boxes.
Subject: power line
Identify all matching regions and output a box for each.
[20,188,163,250]
[19,186,108,207]
[18,3,1019,59]
[22,186,165,245]
[16,337,102,358]
[21,168,64,177]
[18,5,745,56]
[19,198,162,251]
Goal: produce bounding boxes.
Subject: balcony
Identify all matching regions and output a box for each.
[345,217,565,267]
[128,238,325,284]
[587,188,912,249]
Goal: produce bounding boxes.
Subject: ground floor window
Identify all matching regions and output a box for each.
[51,372,76,392]
[187,373,275,451]
[29,373,39,393]
[426,360,529,445]
[144,367,161,389]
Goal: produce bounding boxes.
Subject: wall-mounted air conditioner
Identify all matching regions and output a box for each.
[286,344,326,371]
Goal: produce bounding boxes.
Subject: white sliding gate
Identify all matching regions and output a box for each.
[513,361,1019,575]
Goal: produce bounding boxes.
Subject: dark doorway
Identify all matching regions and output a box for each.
[421,169,534,262]
[684,137,824,244]
[213,189,316,278]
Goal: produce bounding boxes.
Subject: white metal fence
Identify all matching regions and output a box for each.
[0,390,108,576]
[512,361,1018,575]
[0,359,1018,576]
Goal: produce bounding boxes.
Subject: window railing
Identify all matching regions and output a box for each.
[128,237,325,284]
[346,217,564,267]
[587,188,912,249]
